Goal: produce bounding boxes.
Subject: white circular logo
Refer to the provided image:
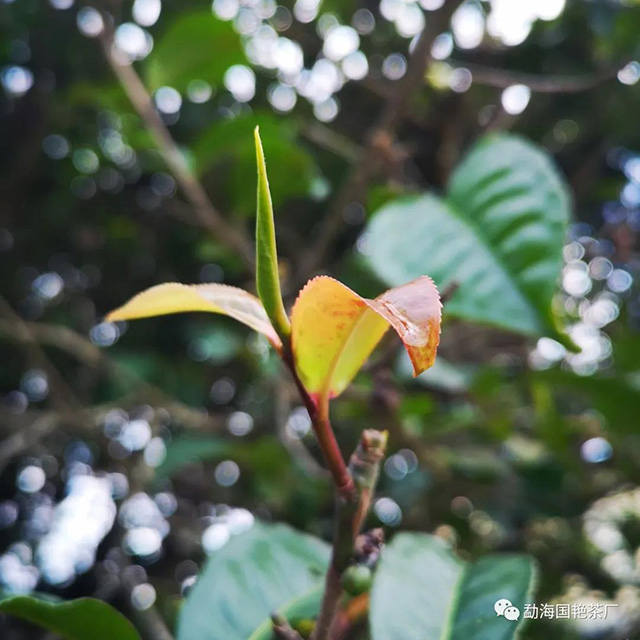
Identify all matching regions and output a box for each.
[494,598,520,621]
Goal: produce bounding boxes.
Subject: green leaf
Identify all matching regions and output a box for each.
[176,522,329,640]
[363,134,572,345]
[144,11,246,92]
[533,367,640,434]
[397,352,477,393]
[0,596,141,640]
[248,585,324,640]
[193,114,316,214]
[254,126,291,339]
[370,533,537,640]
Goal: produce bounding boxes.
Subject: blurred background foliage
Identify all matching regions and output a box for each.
[1,0,640,637]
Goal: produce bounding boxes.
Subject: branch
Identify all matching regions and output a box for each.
[0,318,223,470]
[0,295,80,410]
[0,412,62,474]
[271,613,304,640]
[300,0,465,277]
[301,122,361,163]
[120,559,175,640]
[282,347,354,499]
[97,17,254,268]
[311,430,387,640]
[456,61,624,93]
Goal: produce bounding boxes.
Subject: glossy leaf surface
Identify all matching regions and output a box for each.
[176,522,329,640]
[291,276,440,400]
[370,533,537,640]
[106,282,281,349]
[0,596,141,640]
[364,134,570,342]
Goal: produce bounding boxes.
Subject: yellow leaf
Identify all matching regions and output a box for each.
[106,282,281,349]
[291,276,441,401]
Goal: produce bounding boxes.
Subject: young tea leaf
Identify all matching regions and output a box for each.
[106,282,281,349]
[291,276,441,401]
[254,126,291,340]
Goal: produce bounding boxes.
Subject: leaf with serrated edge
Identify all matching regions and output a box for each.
[291,275,441,400]
[364,134,573,347]
[106,282,281,349]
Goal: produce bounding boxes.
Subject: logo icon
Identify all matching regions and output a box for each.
[494,598,521,621]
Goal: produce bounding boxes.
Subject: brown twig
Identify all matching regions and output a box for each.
[271,613,304,640]
[97,16,254,268]
[120,560,175,640]
[300,0,465,278]
[0,317,224,471]
[0,295,80,410]
[0,412,62,474]
[456,61,625,93]
[301,122,361,163]
[311,430,387,640]
[330,594,370,640]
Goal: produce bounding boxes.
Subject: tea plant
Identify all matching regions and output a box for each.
[0,131,540,639]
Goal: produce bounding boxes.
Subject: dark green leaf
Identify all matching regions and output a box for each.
[364,134,572,345]
[533,367,640,434]
[144,12,246,92]
[176,522,329,640]
[192,113,316,214]
[0,596,141,640]
[370,533,537,640]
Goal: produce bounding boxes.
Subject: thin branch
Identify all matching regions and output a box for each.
[271,613,304,640]
[0,318,223,470]
[311,430,387,640]
[300,0,465,278]
[97,18,254,268]
[300,122,361,163]
[456,61,624,93]
[0,317,217,429]
[0,412,61,474]
[0,295,80,410]
[282,346,355,499]
[275,380,327,480]
[120,561,175,640]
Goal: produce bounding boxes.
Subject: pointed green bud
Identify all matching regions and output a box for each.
[254,126,291,340]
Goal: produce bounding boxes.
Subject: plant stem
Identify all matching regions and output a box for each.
[97,15,254,268]
[282,346,355,500]
[271,613,304,640]
[299,0,465,279]
[311,430,388,640]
